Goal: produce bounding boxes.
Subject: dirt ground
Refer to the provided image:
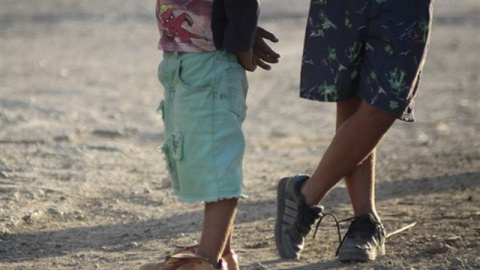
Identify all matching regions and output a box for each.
[0,0,479,269]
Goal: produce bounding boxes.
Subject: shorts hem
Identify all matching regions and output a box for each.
[300,92,416,122]
[299,93,351,103]
[175,192,247,203]
[356,93,415,122]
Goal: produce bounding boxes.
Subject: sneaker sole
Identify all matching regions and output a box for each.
[337,243,386,262]
[274,177,298,259]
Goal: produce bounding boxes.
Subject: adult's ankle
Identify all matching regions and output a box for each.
[300,180,322,206]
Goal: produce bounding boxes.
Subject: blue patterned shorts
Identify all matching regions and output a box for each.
[157,50,248,202]
[300,0,433,121]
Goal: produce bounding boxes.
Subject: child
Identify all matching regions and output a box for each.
[275,0,433,263]
[140,0,279,269]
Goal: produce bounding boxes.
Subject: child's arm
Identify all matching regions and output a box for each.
[253,27,280,71]
[219,0,259,51]
[212,1,279,71]
[212,0,259,71]
[236,27,280,72]
[235,49,256,71]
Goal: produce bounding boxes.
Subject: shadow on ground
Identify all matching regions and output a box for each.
[1,172,478,263]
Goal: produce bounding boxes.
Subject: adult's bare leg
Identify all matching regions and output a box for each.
[301,99,395,207]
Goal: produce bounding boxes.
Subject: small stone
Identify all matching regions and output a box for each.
[0,227,10,235]
[22,210,43,223]
[53,135,71,142]
[91,129,123,138]
[73,210,85,220]
[425,243,451,254]
[251,262,268,270]
[450,257,464,268]
[48,208,63,218]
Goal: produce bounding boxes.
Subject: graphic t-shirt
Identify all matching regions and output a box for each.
[156,0,216,52]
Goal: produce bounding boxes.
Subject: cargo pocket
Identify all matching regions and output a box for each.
[159,143,173,174]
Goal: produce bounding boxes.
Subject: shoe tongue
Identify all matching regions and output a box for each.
[351,214,378,233]
[357,213,377,224]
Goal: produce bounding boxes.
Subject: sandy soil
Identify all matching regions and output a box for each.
[1,0,479,269]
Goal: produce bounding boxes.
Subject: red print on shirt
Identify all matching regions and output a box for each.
[159,3,207,44]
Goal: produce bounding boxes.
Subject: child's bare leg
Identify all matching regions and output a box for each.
[222,230,234,256]
[301,99,395,206]
[196,198,238,267]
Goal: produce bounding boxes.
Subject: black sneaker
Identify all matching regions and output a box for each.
[274,175,324,259]
[337,213,386,262]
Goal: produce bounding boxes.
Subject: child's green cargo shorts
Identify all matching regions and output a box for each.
[157,50,248,202]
